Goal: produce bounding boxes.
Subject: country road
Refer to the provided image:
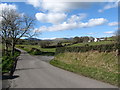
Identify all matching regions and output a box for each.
[7,49,117,88]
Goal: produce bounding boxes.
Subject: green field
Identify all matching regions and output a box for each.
[16,45,56,56]
[68,41,115,47]
[50,51,118,86]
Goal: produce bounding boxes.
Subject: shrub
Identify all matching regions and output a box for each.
[56,43,119,54]
[2,56,14,73]
[29,48,42,55]
[2,49,21,73]
[18,46,24,48]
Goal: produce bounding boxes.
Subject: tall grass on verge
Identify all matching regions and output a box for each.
[50,51,118,86]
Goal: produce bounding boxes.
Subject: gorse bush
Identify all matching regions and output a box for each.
[56,43,119,54]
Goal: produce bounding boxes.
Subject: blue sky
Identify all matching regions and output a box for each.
[1,1,118,39]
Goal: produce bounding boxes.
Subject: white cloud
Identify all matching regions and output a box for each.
[0,3,17,22]
[104,31,114,34]
[36,13,87,25]
[34,18,107,32]
[35,12,67,24]
[42,2,91,13]
[42,2,68,13]
[67,13,87,23]
[39,37,57,40]
[88,18,108,26]
[108,22,118,26]
[98,1,119,12]
[26,0,91,12]
[34,22,78,32]
[0,3,17,11]
[27,0,91,25]
[80,18,108,27]
[26,0,108,32]
[26,0,42,7]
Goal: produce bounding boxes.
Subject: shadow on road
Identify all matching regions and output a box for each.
[2,75,19,80]
[31,51,55,56]
[16,68,37,71]
[40,52,55,56]
[16,67,45,71]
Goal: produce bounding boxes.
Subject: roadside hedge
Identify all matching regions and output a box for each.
[28,48,42,55]
[56,43,119,54]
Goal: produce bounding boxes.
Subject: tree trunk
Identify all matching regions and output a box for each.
[10,39,16,76]
[13,57,18,73]
[11,39,15,56]
[9,57,18,76]
[4,40,8,55]
[9,64,14,76]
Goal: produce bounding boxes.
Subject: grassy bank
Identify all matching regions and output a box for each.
[50,51,118,86]
[16,45,56,56]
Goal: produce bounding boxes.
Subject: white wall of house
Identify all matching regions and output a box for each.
[94,38,98,42]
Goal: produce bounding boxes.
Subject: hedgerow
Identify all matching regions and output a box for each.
[56,43,119,54]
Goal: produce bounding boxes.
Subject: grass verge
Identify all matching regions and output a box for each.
[50,51,118,86]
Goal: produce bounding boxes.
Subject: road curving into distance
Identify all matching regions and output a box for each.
[9,48,117,88]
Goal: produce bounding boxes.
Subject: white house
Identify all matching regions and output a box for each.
[94,38,98,42]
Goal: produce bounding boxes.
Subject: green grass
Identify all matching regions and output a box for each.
[0,44,2,50]
[0,44,2,59]
[68,41,115,47]
[2,50,21,73]
[16,45,56,56]
[50,51,118,86]
[62,42,71,46]
[107,37,116,41]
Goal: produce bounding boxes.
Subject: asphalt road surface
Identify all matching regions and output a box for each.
[9,49,117,88]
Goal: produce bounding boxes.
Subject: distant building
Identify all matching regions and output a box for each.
[88,37,94,42]
[94,38,97,42]
[93,38,101,42]
[88,37,106,42]
[99,38,105,41]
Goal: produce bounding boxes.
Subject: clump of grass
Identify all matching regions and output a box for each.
[50,51,118,86]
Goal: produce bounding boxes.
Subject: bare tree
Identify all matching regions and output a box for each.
[0,8,35,76]
[1,8,35,54]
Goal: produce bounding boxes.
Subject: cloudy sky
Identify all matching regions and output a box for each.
[0,0,119,39]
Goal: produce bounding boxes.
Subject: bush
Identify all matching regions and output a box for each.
[2,56,14,73]
[29,48,42,55]
[2,49,21,73]
[56,43,119,54]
